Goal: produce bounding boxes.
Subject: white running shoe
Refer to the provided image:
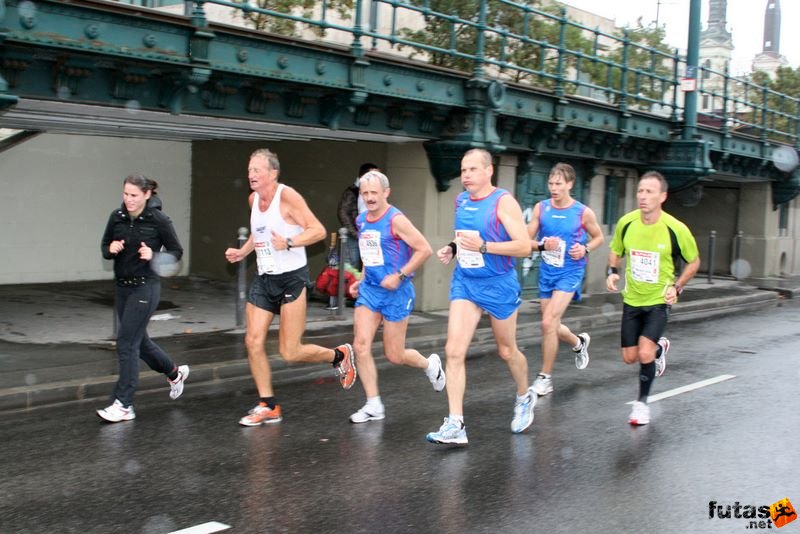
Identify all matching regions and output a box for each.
[510,386,537,433]
[628,401,651,425]
[426,353,446,392]
[532,373,553,396]
[573,333,590,370]
[426,417,468,445]
[168,365,190,400]
[655,337,670,377]
[96,399,136,423]
[350,403,386,423]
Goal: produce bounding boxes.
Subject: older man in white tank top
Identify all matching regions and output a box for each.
[225,148,357,426]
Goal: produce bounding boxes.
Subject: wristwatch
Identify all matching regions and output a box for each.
[398,271,408,281]
[673,284,683,296]
[479,241,488,255]
[286,238,294,250]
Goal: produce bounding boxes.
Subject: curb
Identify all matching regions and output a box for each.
[0,290,779,415]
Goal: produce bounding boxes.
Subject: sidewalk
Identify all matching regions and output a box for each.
[0,275,792,413]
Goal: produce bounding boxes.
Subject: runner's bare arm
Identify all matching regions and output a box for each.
[569,206,604,259]
[275,186,326,250]
[486,194,532,258]
[391,214,433,275]
[606,251,622,292]
[224,194,256,263]
[526,202,544,251]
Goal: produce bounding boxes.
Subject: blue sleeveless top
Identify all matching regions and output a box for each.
[454,188,515,278]
[536,199,587,275]
[356,205,412,286]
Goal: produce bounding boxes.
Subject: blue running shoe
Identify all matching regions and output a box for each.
[426,417,468,445]
[510,386,537,433]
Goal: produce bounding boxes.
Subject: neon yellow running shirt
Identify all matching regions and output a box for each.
[609,209,699,307]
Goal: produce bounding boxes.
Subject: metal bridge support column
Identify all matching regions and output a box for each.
[682,0,702,141]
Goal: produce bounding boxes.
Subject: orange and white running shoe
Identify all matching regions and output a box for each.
[239,403,283,426]
[334,343,357,390]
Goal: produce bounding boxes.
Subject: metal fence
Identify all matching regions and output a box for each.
[187,0,800,145]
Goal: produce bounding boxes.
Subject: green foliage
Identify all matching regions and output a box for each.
[397,1,673,101]
[398,0,483,71]
[234,0,353,36]
[750,66,800,143]
[604,18,674,106]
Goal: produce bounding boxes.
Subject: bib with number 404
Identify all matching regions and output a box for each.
[629,249,659,283]
[359,230,385,267]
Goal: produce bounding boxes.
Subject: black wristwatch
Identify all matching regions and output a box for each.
[479,241,488,255]
[607,266,619,277]
[398,271,408,281]
[286,238,294,250]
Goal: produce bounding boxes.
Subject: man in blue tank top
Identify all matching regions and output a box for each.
[426,148,536,446]
[347,171,445,424]
[527,162,604,397]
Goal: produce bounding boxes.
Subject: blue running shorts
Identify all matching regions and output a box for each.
[538,267,585,301]
[450,269,521,320]
[355,280,416,322]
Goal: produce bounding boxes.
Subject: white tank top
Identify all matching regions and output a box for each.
[250,184,306,275]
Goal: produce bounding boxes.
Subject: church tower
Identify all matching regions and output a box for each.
[752,0,788,78]
[699,0,734,112]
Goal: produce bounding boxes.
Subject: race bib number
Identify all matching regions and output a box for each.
[630,249,659,283]
[455,229,485,269]
[255,241,277,275]
[541,238,566,268]
[359,230,385,267]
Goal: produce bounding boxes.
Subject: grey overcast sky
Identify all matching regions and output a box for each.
[559,0,799,75]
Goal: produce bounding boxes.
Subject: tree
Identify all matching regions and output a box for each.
[398,0,483,72]
[749,67,800,144]
[603,18,674,108]
[397,1,670,101]
[234,0,353,37]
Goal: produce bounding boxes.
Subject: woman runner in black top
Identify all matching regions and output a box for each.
[97,174,189,422]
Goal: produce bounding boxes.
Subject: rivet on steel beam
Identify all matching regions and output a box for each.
[85,24,100,40]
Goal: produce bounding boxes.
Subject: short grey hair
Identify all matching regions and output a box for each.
[358,170,390,189]
[250,148,280,175]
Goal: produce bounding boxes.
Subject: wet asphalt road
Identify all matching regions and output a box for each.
[1,301,799,534]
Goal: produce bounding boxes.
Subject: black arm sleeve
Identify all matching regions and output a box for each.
[157,212,184,261]
[100,213,116,260]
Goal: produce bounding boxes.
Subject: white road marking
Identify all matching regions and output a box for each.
[626,374,736,404]
[169,522,231,534]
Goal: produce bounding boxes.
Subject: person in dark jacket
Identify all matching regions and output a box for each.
[337,162,379,269]
[97,174,190,422]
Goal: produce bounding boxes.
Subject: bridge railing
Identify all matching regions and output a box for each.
[696,62,800,147]
[186,0,799,144]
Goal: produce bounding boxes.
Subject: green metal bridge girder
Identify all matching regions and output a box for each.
[1,0,797,201]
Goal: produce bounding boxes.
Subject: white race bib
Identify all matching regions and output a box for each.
[455,229,485,269]
[541,238,566,268]
[359,230,385,267]
[630,249,659,283]
[255,241,277,275]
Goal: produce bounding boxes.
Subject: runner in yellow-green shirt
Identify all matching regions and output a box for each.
[606,171,700,426]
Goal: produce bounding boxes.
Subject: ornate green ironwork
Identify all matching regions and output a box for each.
[0,0,798,196]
